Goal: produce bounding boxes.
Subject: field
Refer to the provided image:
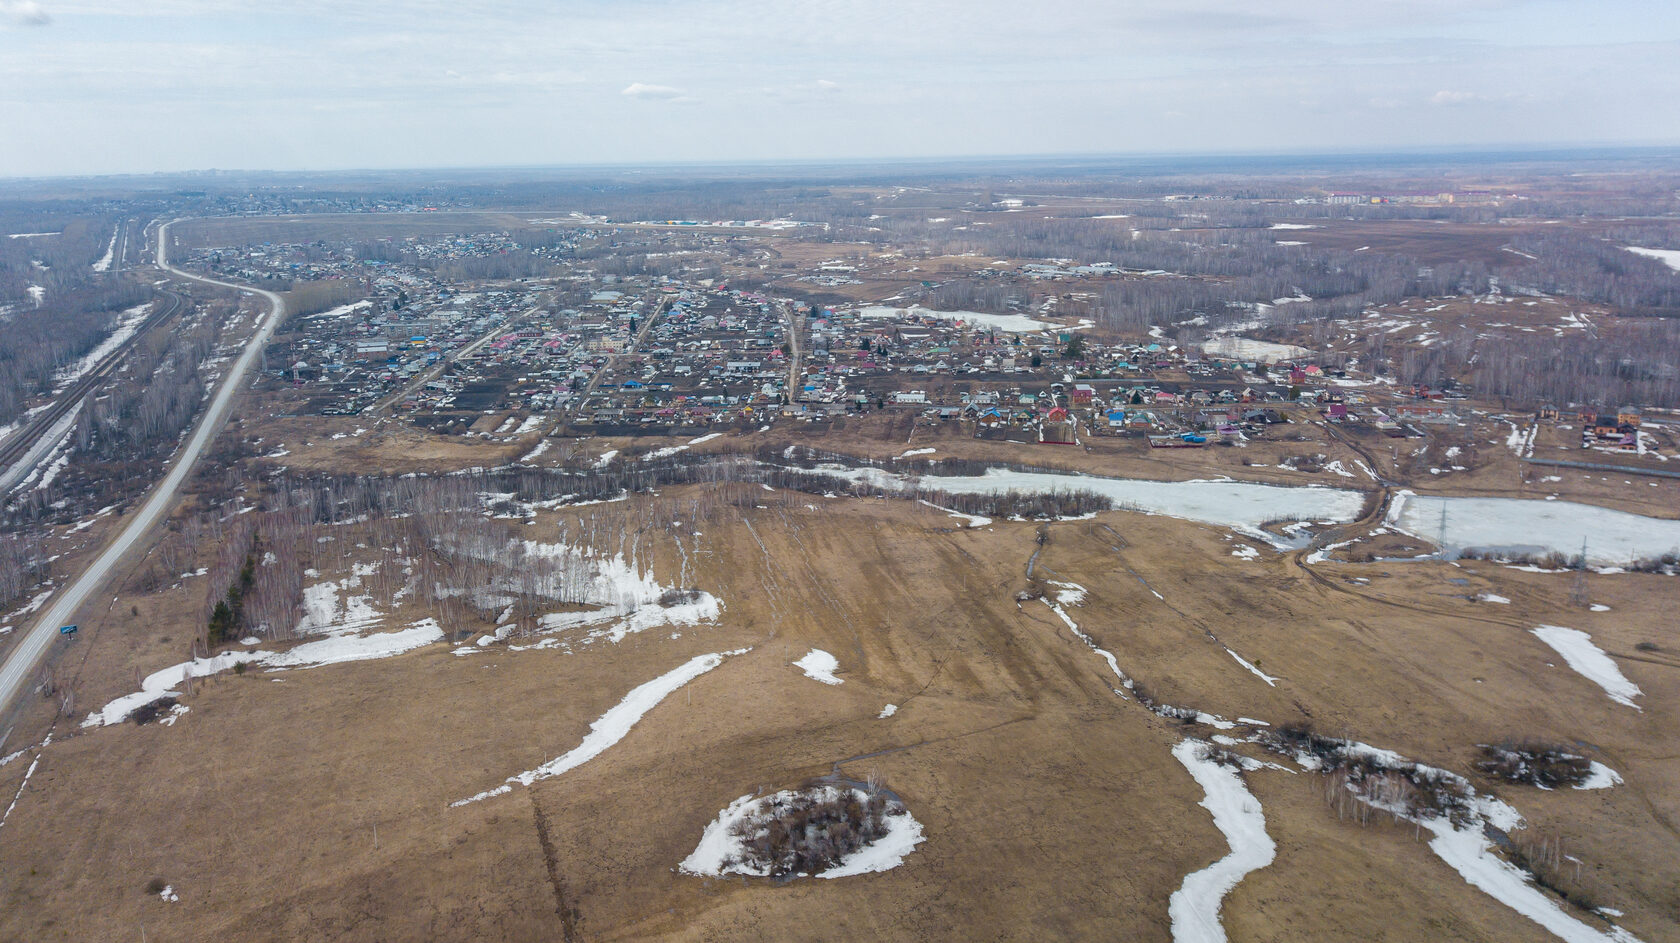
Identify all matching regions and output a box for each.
[5,163,1680,943]
[0,419,1675,941]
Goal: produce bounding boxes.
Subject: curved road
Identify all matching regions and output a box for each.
[0,220,286,717]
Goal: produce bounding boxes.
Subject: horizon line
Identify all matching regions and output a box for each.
[7,142,1680,186]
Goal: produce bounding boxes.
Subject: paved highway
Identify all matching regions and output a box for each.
[0,221,286,718]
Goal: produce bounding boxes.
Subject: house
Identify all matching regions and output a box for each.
[1071,384,1095,406]
[1589,416,1624,439]
[1617,407,1642,428]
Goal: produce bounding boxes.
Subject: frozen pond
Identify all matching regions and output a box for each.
[1625,246,1680,272]
[798,461,1680,564]
[1388,491,1680,565]
[917,468,1367,547]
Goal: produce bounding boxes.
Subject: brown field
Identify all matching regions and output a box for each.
[1264,219,1561,269]
[0,417,1676,942]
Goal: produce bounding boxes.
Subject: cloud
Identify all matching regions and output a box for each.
[621,82,684,100]
[1429,89,1482,106]
[815,79,840,91]
[1,0,50,26]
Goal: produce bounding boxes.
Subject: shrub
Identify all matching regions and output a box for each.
[129,697,178,726]
[1508,831,1603,913]
[1263,723,1474,826]
[1198,743,1248,771]
[726,783,898,879]
[1476,741,1592,789]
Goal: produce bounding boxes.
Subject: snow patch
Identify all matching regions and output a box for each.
[793,648,843,685]
[1224,648,1278,686]
[1531,626,1642,710]
[453,649,747,805]
[678,786,925,880]
[1168,739,1276,943]
[856,304,1052,333]
[82,620,444,727]
[1577,761,1622,790]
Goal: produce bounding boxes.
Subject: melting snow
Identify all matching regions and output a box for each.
[1625,246,1680,272]
[1577,762,1622,790]
[793,648,843,685]
[917,499,991,528]
[1531,626,1642,710]
[678,786,925,879]
[1224,648,1278,686]
[54,304,150,389]
[1043,599,1131,692]
[453,649,747,805]
[1168,739,1276,943]
[82,620,445,727]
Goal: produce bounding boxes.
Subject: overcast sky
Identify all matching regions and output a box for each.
[1,0,1677,177]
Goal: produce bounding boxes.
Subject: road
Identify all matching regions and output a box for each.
[783,300,805,399]
[0,220,286,719]
[365,311,518,416]
[556,298,668,435]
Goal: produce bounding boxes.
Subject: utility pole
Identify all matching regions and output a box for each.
[1570,538,1590,607]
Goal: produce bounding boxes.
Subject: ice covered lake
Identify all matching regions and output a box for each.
[1388,491,1680,565]
[914,468,1368,547]
[788,460,1680,562]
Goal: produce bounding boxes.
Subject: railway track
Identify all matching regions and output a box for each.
[0,290,184,480]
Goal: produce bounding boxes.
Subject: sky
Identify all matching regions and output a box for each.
[1,0,1678,177]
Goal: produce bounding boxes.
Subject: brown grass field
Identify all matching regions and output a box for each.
[0,416,1675,942]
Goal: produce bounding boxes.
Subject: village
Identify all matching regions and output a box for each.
[175,225,1672,469]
